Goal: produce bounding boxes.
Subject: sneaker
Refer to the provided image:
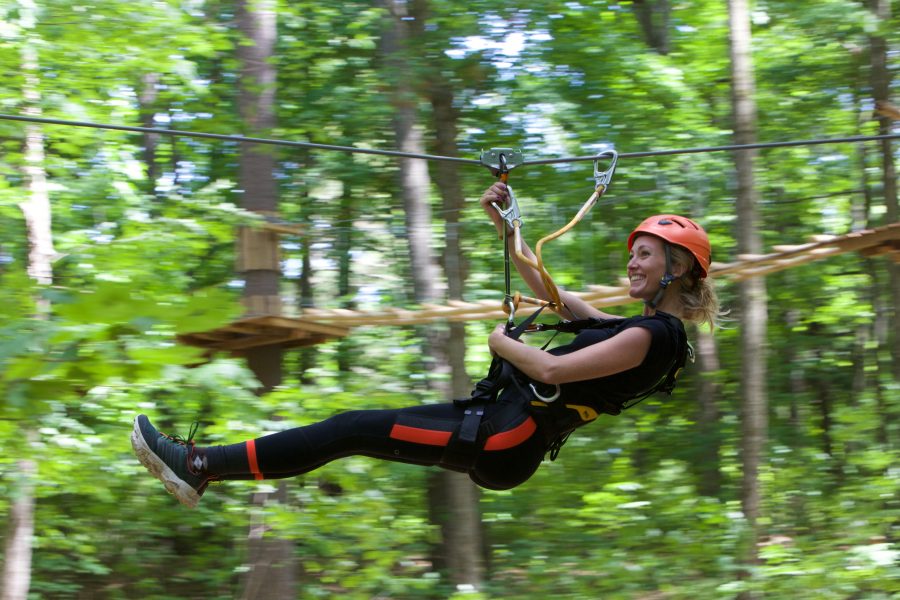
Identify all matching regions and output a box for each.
[131,414,215,508]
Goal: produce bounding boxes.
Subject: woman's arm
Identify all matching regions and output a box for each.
[510,240,618,321]
[479,182,620,321]
[480,182,554,301]
[487,323,652,384]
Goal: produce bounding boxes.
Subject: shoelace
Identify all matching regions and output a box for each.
[166,421,200,447]
[164,421,213,478]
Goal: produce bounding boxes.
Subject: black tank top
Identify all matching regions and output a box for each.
[548,312,686,408]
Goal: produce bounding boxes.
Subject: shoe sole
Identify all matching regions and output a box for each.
[131,416,201,509]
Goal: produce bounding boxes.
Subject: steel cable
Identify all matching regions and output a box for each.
[2,112,898,166]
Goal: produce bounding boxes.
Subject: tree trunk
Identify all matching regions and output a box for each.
[694,328,722,497]
[867,0,900,383]
[632,0,670,55]
[4,16,52,597]
[335,183,356,374]
[296,149,317,384]
[234,1,296,598]
[296,232,317,383]
[870,264,891,445]
[379,0,485,588]
[138,72,161,198]
[811,354,838,487]
[428,60,486,586]
[852,76,888,444]
[1,441,35,600]
[728,0,768,576]
[785,310,805,430]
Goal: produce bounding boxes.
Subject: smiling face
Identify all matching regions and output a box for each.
[627,234,669,302]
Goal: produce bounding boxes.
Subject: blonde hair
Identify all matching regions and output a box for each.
[669,244,722,330]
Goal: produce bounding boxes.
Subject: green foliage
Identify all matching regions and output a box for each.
[0,0,898,598]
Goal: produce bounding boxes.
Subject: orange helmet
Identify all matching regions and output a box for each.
[628,215,711,278]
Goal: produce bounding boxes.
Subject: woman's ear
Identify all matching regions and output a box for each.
[672,258,699,279]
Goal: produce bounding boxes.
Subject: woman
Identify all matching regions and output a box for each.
[132,182,720,508]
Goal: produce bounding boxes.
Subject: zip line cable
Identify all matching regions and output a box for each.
[523,134,900,163]
[2,113,900,166]
[0,113,481,166]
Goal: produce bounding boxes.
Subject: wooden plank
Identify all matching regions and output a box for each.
[860,243,900,258]
[585,284,629,293]
[736,253,775,261]
[771,243,816,252]
[246,315,349,337]
[179,331,231,342]
[221,322,269,335]
[281,335,334,349]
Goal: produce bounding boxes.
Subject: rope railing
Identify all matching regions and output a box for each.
[178,222,898,337]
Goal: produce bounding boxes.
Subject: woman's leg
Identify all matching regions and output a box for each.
[204,407,452,479]
[133,399,548,507]
[471,432,546,490]
[211,402,549,490]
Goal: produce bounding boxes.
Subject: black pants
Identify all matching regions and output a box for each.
[211,394,548,491]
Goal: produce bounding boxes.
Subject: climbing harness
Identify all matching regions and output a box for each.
[446,311,692,468]
[442,304,551,470]
[441,149,690,469]
[441,152,700,468]
[536,313,692,455]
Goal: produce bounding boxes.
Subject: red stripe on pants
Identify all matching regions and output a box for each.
[389,424,452,446]
[246,439,264,480]
[484,417,537,451]
[390,417,537,451]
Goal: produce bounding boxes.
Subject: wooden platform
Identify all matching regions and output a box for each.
[180,221,899,351]
[178,315,349,354]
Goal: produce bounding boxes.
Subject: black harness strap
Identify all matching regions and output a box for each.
[441,305,551,470]
[527,313,690,413]
[439,405,486,471]
[443,311,690,470]
[456,303,550,407]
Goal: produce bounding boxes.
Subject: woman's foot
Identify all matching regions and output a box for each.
[131,415,214,508]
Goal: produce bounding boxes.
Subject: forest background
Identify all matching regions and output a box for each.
[1,0,898,599]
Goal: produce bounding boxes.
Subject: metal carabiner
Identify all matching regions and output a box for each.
[593,150,618,192]
[503,294,517,331]
[492,183,523,231]
[529,382,561,403]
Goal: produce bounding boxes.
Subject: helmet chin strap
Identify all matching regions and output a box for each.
[645,243,678,310]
